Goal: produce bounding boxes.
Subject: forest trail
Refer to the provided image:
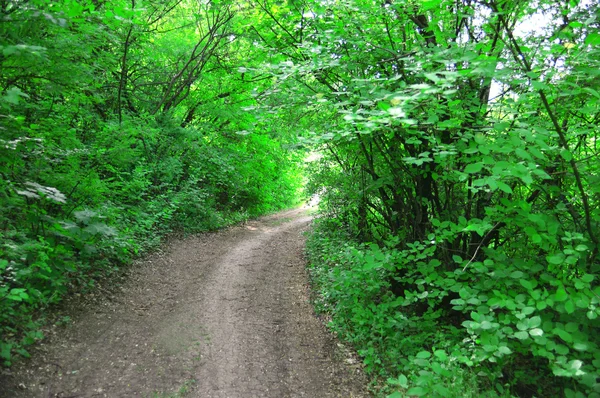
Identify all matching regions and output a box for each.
[0,208,368,398]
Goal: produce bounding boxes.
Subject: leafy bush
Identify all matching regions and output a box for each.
[306,215,600,397]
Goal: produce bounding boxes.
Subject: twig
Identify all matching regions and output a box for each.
[462,222,502,272]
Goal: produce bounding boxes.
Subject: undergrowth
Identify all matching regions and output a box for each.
[305,217,600,398]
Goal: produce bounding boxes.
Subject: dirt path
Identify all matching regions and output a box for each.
[0,208,368,398]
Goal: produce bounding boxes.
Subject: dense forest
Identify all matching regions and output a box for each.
[2,0,600,396]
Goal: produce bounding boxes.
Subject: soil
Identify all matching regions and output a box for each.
[0,208,369,398]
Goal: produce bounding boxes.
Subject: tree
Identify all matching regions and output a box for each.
[0,0,303,366]
[261,0,600,395]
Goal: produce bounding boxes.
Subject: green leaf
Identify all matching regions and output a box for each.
[406,386,428,396]
[15,347,30,358]
[378,101,390,111]
[575,294,590,308]
[514,331,529,340]
[565,322,578,332]
[431,362,445,375]
[520,279,534,290]
[74,209,97,224]
[531,80,549,91]
[522,306,535,315]
[555,344,569,355]
[0,343,12,361]
[584,32,600,46]
[416,351,431,359]
[464,163,483,174]
[569,359,583,371]
[497,181,513,194]
[2,87,29,105]
[547,253,565,265]
[514,148,531,160]
[573,342,588,351]
[451,298,465,306]
[432,385,451,396]
[480,320,493,329]
[528,314,541,326]
[553,328,573,343]
[421,0,443,10]
[555,287,568,302]
[7,288,29,302]
[433,350,448,361]
[397,374,408,388]
[560,149,573,161]
[528,147,545,159]
[587,310,598,320]
[529,328,543,337]
[564,300,575,314]
[510,271,524,279]
[84,223,117,236]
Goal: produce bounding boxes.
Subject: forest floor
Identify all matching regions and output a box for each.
[0,208,369,398]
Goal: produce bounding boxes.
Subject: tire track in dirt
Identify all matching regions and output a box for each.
[0,208,368,398]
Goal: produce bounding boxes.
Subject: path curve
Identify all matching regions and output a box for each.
[0,208,368,398]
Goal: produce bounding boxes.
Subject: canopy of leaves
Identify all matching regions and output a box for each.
[0,0,303,366]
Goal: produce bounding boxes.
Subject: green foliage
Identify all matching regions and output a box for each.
[0,0,303,365]
[306,221,506,397]
[307,218,600,396]
[295,0,600,396]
